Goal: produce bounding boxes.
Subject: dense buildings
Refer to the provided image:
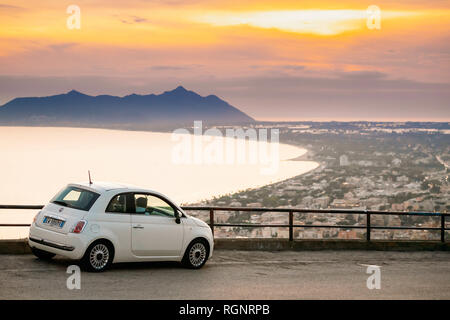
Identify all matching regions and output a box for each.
[190,122,449,241]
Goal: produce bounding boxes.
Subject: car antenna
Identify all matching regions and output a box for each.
[88,170,93,185]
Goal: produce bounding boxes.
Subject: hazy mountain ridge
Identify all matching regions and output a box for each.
[0,86,254,129]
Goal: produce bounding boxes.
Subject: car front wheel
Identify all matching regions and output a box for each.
[182,239,209,269]
[81,241,113,272]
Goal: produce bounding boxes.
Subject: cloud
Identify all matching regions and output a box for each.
[146,64,204,72]
[250,65,306,71]
[148,65,187,70]
[47,43,78,51]
[280,65,306,71]
[336,70,387,80]
[117,15,150,24]
[0,4,24,10]
[0,3,26,16]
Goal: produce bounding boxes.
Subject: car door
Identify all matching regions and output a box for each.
[103,192,133,260]
[131,193,184,257]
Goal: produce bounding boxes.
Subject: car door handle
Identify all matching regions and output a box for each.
[132,225,144,229]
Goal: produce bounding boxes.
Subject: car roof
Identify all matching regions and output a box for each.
[70,181,151,194]
[67,181,185,214]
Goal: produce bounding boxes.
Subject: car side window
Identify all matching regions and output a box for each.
[134,194,175,218]
[106,194,128,213]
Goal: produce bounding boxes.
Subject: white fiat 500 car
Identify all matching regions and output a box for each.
[28,182,213,272]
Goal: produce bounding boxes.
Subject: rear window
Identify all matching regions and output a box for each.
[51,186,100,212]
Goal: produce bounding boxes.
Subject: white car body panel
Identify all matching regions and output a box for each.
[28,182,214,264]
[131,214,184,257]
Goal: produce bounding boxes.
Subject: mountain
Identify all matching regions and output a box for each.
[0,86,254,130]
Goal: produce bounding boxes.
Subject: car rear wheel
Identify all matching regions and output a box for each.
[182,239,209,269]
[81,241,113,272]
[31,247,56,260]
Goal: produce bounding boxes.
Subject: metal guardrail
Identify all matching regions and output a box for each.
[183,206,449,242]
[0,205,448,242]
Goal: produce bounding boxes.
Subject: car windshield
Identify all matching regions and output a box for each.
[51,186,100,212]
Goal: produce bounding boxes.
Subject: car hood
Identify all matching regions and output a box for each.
[189,216,210,228]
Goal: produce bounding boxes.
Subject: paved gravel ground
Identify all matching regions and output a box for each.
[0,250,449,299]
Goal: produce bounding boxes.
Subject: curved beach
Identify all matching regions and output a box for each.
[0,126,318,238]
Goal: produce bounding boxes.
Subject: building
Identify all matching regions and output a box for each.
[340,154,350,166]
[314,196,330,208]
[338,230,357,239]
[392,158,402,166]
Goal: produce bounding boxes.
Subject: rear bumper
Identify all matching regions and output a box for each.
[29,237,75,251]
[28,224,88,259]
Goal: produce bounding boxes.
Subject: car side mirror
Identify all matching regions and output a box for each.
[175,211,181,224]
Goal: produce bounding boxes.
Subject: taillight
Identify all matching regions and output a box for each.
[33,211,41,224]
[71,220,87,233]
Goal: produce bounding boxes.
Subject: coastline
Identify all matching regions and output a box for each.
[0,126,319,239]
[0,127,319,204]
[178,141,319,204]
[190,143,322,205]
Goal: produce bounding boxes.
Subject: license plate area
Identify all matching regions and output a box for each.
[43,216,65,228]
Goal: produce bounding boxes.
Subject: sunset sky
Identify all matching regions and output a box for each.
[0,0,449,120]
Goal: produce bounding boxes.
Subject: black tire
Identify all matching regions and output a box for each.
[182,238,209,269]
[81,240,114,272]
[31,247,56,260]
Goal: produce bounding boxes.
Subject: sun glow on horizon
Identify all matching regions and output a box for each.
[194,9,420,35]
[0,0,449,119]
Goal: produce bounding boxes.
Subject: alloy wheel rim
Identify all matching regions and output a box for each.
[189,243,206,267]
[89,244,109,270]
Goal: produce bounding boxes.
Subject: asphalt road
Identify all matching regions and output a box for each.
[0,250,449,299]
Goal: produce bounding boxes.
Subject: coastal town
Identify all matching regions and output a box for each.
[189,122,450,241]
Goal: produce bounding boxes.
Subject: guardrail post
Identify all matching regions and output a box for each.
[441,214,445,243]
[209,209,214,236]
[289,211,293,241]
[366,213,371,242]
